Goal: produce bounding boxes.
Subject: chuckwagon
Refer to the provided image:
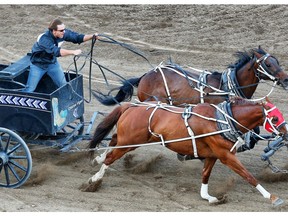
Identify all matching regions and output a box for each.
[0,38,287,191]
[0,52,97,188]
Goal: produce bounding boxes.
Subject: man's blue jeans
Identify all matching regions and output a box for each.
[24,61,67,92]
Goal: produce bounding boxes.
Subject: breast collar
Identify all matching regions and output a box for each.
[221,68,247,98]
[216,101,243,143]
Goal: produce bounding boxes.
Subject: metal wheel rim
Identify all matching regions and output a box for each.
[0,127,32,188]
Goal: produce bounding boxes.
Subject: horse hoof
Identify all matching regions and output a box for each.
[208,197,219,204]
[91,159,98,167]
[209,194,228,205]
[272,197,284,207]
[79,179,103,192]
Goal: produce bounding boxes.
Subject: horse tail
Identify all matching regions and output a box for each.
[92,75,144,106]
[88,103,131,158]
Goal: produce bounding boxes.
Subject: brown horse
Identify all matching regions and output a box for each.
[94,46,288,106]
[86,97,287,206]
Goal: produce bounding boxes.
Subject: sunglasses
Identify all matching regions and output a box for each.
[57,29,65,32]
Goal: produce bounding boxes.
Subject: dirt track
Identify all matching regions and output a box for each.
[1,4,288,212]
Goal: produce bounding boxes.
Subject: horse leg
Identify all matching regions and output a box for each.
[89,134,118,182]
[91,149,111,166]
[91,134,117,166]
[89,163,109,183]
[219,153,283,206]
[89,147,136,183]
[200,157,220,204]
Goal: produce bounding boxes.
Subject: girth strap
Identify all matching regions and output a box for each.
[147,103,166,146]
[197,72,209,103]
[154,63,173,105]
[182,106,198,158]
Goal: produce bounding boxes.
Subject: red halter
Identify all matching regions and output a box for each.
[263,102,286,134]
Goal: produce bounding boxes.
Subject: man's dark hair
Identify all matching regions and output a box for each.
[48,19,63,31]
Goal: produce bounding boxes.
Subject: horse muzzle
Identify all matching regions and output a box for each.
[277,78,288,90]
[283,133,288,141]
[280,123,288,141]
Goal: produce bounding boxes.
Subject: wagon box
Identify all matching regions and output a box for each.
[0,54,84,135]
[0,74,84,135]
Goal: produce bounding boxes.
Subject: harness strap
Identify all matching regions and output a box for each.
[183,106,198,158]
[154,63,231,103]
[222,68,245,98]
[137,101,270,154]
[230,137,245,152]
[197,72,208,103]
[154,63,173,105]
[147,103,166,146]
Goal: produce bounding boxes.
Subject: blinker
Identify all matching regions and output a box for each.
[263,102,286,134]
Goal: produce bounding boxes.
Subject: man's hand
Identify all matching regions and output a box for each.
[83,33,99,42]
[94,33,99,40]
[73,49,82,56]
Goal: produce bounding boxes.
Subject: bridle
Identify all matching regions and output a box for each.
[253,53,282,82]
[263,102,287,135]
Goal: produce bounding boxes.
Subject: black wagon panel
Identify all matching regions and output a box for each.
[0,73,84,135]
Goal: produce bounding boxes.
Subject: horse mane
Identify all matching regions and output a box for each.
[228,46,267,71]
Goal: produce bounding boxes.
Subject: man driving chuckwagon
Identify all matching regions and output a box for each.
[24,18,98,92]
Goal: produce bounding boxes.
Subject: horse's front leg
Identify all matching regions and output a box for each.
[220,153,284,207]
[200,157,220,204]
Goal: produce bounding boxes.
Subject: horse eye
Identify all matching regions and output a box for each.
[266,64,271,67]
[271,116,279,124]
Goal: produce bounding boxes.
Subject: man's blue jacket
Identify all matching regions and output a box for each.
[30,29,85,69]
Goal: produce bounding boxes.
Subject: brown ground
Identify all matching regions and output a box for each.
[1,4,288,212]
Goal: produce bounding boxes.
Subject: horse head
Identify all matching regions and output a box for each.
[252,47,288,90]
[262,97,288,140]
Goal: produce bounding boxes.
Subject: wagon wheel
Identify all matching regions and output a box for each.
[0,127,32,188]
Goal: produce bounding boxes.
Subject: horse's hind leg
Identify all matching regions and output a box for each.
[89,163,109,183]
[91,134,117,166]
[89,134,135,184]
[91,149,111,166]
[89,148,134,184]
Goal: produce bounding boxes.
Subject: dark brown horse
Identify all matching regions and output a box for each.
[87,97,288,206]
[94,47,288,106]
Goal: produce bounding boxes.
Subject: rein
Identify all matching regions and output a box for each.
[66,34,155,103]
[98,34,154,68]
[91,129,232,151]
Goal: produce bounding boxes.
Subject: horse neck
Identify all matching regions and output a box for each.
[235,61,259,99]
[232,105,264,133]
